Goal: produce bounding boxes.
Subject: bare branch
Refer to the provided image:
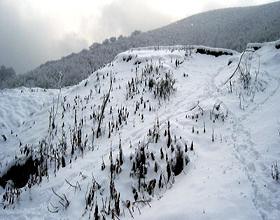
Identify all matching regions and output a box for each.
[96,79,113,138]
[65,179,81,191]
[51,188,70,209]
[223,49,254,86]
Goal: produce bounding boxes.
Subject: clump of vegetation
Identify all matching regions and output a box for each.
[271,162,279,181]
[196,48,233,57]
[126,59,176,101]
[153,72,176,100]
[81,118,191,219]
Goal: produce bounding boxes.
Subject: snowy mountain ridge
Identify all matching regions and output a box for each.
[0,40,280,219]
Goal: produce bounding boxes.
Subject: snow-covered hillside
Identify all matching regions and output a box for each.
[0,41,280,220]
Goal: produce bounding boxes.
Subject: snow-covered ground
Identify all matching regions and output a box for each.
[0,41,279,219]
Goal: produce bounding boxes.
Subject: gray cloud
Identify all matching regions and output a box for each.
[0,1,88,74]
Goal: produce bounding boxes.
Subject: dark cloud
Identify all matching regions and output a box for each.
[0,1,87,74]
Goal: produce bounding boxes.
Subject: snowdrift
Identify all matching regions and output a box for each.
[0,41,280,219]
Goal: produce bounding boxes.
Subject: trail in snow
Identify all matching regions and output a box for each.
[228,76,280,220]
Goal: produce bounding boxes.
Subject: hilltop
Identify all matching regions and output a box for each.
[0,40,280,219]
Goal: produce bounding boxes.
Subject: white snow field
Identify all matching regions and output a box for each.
[0,41,279,220]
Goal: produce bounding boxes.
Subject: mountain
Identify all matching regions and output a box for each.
[0,40,280,219]
[2,1,280,89]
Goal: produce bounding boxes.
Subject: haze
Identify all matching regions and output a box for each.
[0,0,277,73]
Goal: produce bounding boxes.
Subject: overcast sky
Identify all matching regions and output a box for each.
[0,0,277,74]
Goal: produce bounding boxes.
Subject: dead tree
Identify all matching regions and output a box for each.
[96,79,112,138]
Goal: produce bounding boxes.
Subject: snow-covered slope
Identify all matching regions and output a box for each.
[0,41,280,220]
[2,1,280,89]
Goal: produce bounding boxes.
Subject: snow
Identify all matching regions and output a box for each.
[247,39,280,50]
[0,42,280,219]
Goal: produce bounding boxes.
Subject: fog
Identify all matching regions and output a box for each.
[0,0,277,73]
